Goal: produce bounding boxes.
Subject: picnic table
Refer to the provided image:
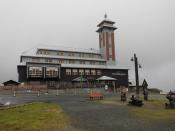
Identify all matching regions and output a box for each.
[88,92,103,100]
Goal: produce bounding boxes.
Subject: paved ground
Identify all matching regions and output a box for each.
[0,89,174,131]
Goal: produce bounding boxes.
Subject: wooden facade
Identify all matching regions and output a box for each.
[18,63,128,88]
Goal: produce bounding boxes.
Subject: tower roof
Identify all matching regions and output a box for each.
[96,15,117,32]
[97,19,115,27]
[97,14,115,27]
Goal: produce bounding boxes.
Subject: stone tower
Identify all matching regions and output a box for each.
[96,14,117,65]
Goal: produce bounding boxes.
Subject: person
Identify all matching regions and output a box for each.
[104,84,108,91]
[131,95,136,101]
[121,92,127,101]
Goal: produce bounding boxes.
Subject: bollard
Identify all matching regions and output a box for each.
[56,89,59,96]
[37,91,40,97]
[13,91,16,97]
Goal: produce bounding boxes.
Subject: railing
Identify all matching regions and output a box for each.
[0,85,47,91]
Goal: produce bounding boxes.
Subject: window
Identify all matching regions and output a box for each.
[46,67,58,78]
[80,61,85,64]
[79,53,84,57]
[79,69,84,75]
[66,69,71,75]
[89,54,94,58]
[109,55,112,58]
[72,69,78,75]
[29,67,42,77]
[45,59,52,63]
[69,53,74,56]
[57,52,64,56]
[32,58,39,62]
[99,61,105,65]
[58,59,64,64]
[43,51,49,55]
[85,69,90,75]
[90,61,95,65]
[91,70,96,75]
[97,70,101,75]
[69,60,75,64]
[37,51,43,55]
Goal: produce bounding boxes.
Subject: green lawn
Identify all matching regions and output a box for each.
[130,99,175,120]
[0,102,71,131]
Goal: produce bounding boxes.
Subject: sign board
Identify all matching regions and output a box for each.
[142,79,148,88]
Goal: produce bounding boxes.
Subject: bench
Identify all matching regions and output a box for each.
[165,91,175,109]
[88,92,103,100]
[128,95,144,107]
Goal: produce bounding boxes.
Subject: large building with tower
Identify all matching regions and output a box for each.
[17,16,128,88]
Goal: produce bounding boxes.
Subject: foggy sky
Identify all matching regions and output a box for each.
[0,0,175,91]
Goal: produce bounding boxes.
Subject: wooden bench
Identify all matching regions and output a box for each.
[88,92,103,100]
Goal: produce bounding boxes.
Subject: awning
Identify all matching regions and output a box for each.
[96,76,117,81]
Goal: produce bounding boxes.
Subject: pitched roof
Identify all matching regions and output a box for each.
[72,77,87,82]
[21,44,100,57]
[96,76,117,81]
[3,80,20,85]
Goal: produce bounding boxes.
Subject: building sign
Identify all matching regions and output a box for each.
[112,71,127,76]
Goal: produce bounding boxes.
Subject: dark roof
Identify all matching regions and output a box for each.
[3,80,20,86]
[97,19,115,27]
[96,26,117,32]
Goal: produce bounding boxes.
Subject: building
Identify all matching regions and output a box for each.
[3,80,20,86]
[17,15,128,88]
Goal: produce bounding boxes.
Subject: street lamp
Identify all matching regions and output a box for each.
[131,53,142,99]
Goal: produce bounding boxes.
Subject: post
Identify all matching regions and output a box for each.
[37,90,40,97]
[80,75,83,94]
[134,54,139,99]
[113,81,116,94]
[56,88,59,96]
[13,91,16,97]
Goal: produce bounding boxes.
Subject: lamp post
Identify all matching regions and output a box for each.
[131,53,141,99]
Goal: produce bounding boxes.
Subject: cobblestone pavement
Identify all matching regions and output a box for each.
[0,89,174,131]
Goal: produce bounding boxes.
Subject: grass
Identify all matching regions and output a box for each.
[98,96,175,121]
[130,99,175,120]
[0,102,71,131]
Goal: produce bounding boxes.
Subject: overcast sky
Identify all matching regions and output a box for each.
[0,0,175,91]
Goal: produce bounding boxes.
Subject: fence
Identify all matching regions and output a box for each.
[0,85,47,91]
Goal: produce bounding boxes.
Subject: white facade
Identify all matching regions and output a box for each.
[20,18,118,69]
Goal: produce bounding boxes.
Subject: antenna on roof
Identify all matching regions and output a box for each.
[104,13,107,19]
